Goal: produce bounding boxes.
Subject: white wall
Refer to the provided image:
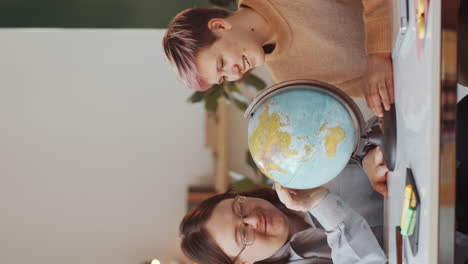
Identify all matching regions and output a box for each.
[0,29,212,264]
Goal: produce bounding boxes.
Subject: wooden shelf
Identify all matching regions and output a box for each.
[205,97,229,193]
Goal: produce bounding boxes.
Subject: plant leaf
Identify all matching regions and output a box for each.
[204,85,222,112]
[231,97,248,111]
[205,84,220,95]
[204,96,219,112]
[187,91,206,103]
[227,82,241,93]
[243,73,267,91]
[226,82,249,111]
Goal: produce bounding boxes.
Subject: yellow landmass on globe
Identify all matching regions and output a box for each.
[304,145,312,155]
[319,123,327,132]
[324,126,345,157]
[249,104,298,179]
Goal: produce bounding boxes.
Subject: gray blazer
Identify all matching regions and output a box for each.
[268,192,387,264]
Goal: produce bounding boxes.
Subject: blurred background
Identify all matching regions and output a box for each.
[0,1,275,264]
[0,0,214,28]
[5,1,468,264]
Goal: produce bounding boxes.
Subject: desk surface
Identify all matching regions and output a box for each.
[387,0,458,263]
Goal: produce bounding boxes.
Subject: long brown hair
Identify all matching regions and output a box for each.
[179,188,292,264]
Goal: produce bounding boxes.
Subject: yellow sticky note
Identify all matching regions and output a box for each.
[400,185,414,225]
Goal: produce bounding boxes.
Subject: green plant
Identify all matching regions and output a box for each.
[187,72,267,112]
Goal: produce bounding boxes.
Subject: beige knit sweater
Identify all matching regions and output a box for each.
[239,0,391,97]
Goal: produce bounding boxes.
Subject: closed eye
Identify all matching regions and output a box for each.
[218,58,226,85]
[232,200,242,247]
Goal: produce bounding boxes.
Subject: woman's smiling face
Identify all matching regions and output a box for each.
[195,18,266,90]
[205,196,290,263]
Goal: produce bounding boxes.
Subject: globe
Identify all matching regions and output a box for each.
[245,80,367,189]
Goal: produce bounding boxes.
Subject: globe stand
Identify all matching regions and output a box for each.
[365,105,397,171]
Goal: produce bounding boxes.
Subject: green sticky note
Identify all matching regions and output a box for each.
[400,207,416,236]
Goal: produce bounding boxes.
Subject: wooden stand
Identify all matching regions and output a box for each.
[187,97,229,210]
[205,97,229,193]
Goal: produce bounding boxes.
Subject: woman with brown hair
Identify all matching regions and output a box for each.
[180,183,386,264]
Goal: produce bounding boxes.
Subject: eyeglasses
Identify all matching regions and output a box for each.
[231,195,255,264]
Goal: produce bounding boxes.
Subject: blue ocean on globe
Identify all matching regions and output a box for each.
[248,88,356,189]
